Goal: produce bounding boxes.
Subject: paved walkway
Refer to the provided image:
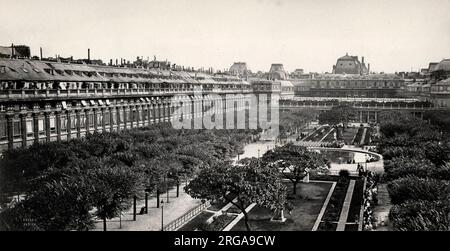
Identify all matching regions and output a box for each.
[372,184,392,231]
[336,180,356,231]
[91,183,202,231]
[234,141,281,163]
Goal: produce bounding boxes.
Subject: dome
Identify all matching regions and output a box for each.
[433,59,450,72]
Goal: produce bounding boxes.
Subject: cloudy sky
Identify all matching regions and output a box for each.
[1,0,449,73]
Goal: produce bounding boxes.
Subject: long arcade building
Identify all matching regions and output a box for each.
[0,58,285,152]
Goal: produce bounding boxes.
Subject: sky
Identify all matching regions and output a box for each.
[1,0,449,73]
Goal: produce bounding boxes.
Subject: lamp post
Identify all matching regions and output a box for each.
[161,200,164,231]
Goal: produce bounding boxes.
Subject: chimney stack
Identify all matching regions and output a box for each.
[362,56,365,64]
[11,43,14,58]
[88,48,90,62]
[116,59,118,66]
[368,63,370,73]
[40,47,43,60]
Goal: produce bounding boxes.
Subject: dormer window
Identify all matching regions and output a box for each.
[22,68,29,73]
[33,68,40,73]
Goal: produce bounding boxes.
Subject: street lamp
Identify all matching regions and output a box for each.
[161,200,164,231]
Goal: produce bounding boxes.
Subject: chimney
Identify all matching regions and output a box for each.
[368,63,370,73]
[116,59,118,66]
[40,47,43,60]
[362,56,365,64]
[11,43,14,58]
[110,59,113,66]
[88,48,90,62]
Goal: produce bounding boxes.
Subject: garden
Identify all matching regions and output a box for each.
[230,182,332,231]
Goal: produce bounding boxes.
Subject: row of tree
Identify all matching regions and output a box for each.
[0,123,257,231]
[377,111,450,231]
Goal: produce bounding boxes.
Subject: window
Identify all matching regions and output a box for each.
[143,110,148,121]
[133,110,138,122]
[104,112,110,126]
[127,111,132,122]
[0,118,6,140]
[70,114,77,129]
[119,110,124,124]
[89,114,94,127]
[13,120,21,137]
[60,116,67,131]
[38,118,45,133]
[49,116,56,132]
[79,114,86,128]
[26,120,33,135]
[112,112,117,125]
[97,113,103,126]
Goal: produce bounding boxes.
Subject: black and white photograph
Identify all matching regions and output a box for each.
[0,0,450,245]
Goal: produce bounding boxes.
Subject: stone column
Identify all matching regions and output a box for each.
[93,109,99,133]
[76,110,81,138]
[66,111,72,140]
[101,108,106,131]
[56,111,61,141]
[6,115,13,150]
[44,112,51,142]
[33,113,39,144]
[109,107,114,132]
[20,114,27,148]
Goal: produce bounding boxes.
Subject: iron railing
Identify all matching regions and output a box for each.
[163,201,211,231]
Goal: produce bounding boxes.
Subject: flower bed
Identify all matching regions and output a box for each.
[363,128,373,145]
[362,173,379,231]
[345,177,364,231]
[317,176,350,231]
[304,126,330,141]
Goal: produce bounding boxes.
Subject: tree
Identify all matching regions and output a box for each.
[185,159,287,231]
[387,176,450,205]
[389,200,449,231]
[318,105,357,130]
[383,157,450,181]
[424,110,450,134]
[0,175,94,231]
[262,143,327,194]
[90,163,143,231]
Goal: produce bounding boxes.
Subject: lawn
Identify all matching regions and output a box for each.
[322,128,337,142]
[230,182,332,231]
[338,127,358,145]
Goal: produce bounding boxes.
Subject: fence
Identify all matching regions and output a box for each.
[163,201,211,231]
